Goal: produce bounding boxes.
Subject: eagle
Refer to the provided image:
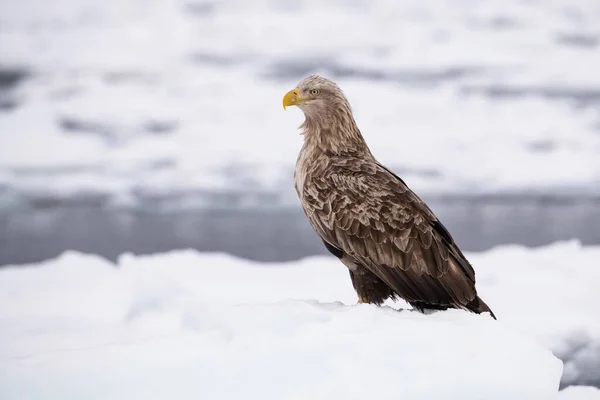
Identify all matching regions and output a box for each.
[283,75,496,319]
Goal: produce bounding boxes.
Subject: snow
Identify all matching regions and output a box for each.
[1,0,600,210]
[559,386,600,400]
[468,241,600,389]
[1,241,599,398]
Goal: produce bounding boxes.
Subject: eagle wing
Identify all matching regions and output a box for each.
[302,157,480,310]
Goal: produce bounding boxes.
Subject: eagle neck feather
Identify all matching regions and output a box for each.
[300,103,370,157]
[295,98,374,200]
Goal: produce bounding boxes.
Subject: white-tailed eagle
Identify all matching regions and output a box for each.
[283,75,495,319]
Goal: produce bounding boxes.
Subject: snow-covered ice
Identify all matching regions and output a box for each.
[1,0,600,209]
[559,386,600,400]
[1,240,599,398]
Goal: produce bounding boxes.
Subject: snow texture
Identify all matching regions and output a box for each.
[559,386,600,400]
[1,0,600,210]
[1,241,599,399]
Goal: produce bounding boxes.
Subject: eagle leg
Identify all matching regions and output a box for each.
[319,239,396,306]
[349,266,396,306]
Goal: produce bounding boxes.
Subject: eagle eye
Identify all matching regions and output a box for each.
[310,89,320,95]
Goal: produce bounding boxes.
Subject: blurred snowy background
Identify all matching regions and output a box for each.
[1,0,600,398]
[1,0,599,264]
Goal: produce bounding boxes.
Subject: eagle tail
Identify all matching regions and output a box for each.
[466,296,496,320]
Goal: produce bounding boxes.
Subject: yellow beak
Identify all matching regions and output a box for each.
[282,88,303,110]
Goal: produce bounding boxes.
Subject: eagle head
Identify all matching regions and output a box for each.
[282,75,350,119]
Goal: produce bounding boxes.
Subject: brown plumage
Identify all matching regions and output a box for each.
[283,75,496,319]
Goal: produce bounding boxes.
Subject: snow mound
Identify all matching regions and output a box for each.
[1,241,600,398]
[0,251,561,399]
[558,386,600,400]
[469,241,600,389]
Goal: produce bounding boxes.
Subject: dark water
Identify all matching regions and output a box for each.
[1,197,599,266]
